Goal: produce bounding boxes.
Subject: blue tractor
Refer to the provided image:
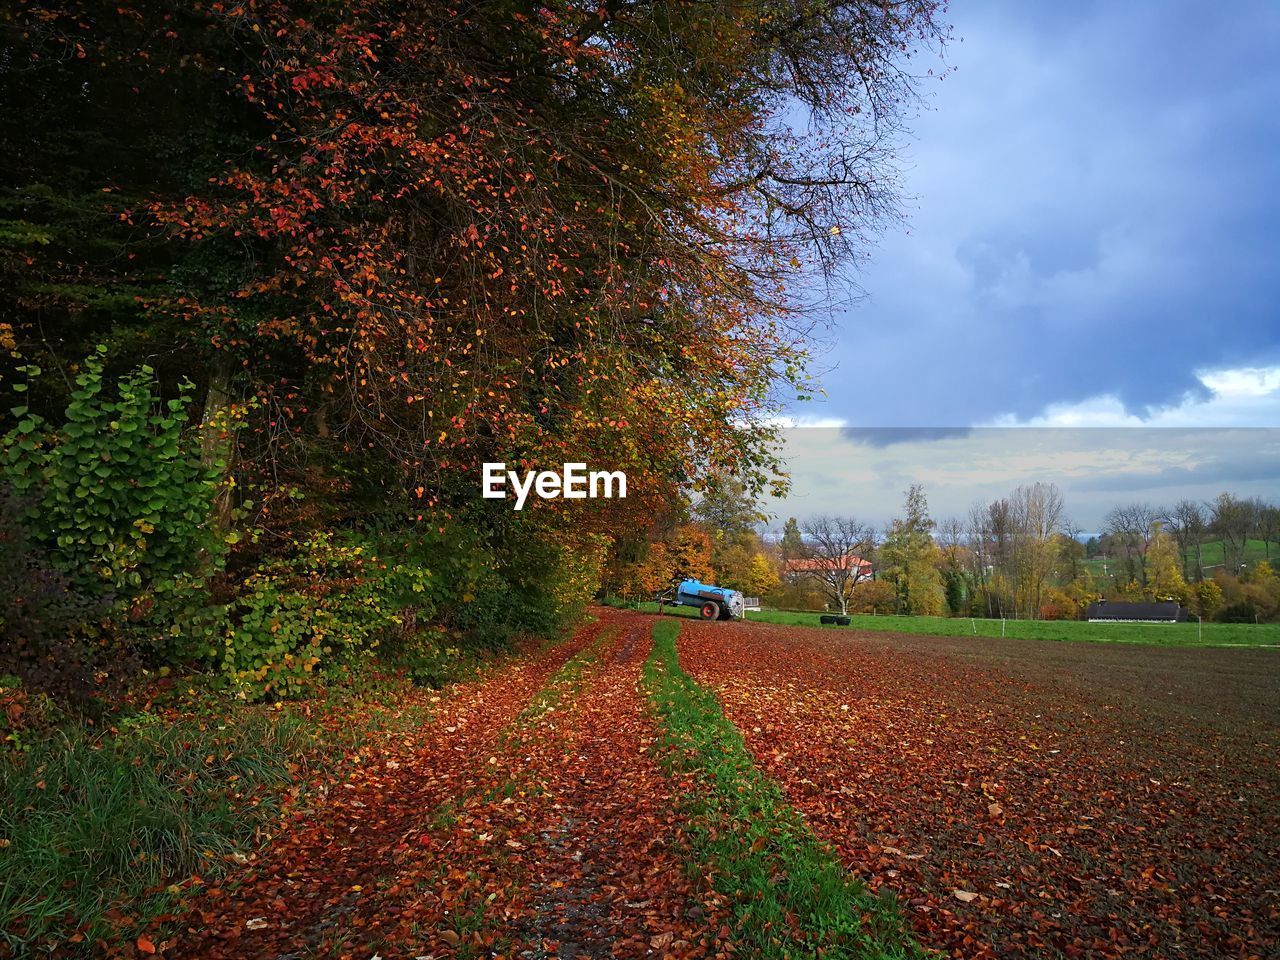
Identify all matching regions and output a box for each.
[661,578,745,621]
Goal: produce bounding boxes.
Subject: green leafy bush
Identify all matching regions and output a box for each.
[1,347,224,641]
[220,534,400,699]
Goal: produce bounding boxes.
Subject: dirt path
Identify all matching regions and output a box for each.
[170,616,611,958]
[675,615,1280,960]
[168,611,722,960]
[495,617,726,960]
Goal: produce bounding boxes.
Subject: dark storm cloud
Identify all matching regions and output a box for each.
[804,0,1280,428]
[838,427,973,447]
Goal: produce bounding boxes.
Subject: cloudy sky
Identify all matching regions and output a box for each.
[771,1,1280,528]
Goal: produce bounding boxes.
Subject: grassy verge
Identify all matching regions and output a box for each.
[0,673,439,955]
[2,705,306,952]
[627,601,1280,647]
[643,620,924,960]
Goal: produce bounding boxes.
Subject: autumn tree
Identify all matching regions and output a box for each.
[850,579,897,615]
[1007,482,1065,619]
[796,515,875,615]
[741,552,782,600]
[1164,499,1208,581]
[2,0,950,682]
[879,485,944,616]
[1145,523,1189,605]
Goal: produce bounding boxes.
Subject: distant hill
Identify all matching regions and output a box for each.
[1083,538,1276,579]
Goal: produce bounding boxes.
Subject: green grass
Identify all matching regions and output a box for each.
[1082,537,1277,578]
[631,601,1280,648]
[0,671,442,955]
[643,620,924,960]
[509,625,610,730]
[0,708,315,952]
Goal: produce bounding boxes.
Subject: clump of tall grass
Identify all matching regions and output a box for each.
[1,707,314,952]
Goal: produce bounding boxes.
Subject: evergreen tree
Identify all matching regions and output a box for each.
[879,485,946,616]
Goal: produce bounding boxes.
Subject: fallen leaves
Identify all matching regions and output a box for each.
[679,618,1280,959]
[158,611,723,958]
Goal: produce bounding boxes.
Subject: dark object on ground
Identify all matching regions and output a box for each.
[1085,600,1186,622]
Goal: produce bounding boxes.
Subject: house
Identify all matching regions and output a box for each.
[783,555,873,581]
[1085,600,1186,623]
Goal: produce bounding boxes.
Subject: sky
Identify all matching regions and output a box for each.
[771,0,1280,527]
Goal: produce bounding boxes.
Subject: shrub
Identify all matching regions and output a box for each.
[1217,600,1258,624]
[220,534,400,699]
[1191,579,1224,619]
[1038,588,1076,621]
[850,579,897,615]
[1,348,224,646]
[0,488,117,710]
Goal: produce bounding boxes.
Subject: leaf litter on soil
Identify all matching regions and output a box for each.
[676,617,1280,960]
[156,610,726,959]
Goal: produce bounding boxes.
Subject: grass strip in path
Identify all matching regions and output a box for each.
[643,619,926,960]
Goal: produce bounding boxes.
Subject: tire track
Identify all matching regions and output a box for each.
[169,614,615,959]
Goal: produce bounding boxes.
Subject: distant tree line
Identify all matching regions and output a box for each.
[651,484,1280,624]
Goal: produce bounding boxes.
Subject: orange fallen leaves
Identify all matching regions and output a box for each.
[678,618,1280,960]
[156,611,726,959]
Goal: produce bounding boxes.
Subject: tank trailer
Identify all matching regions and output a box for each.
[663,578,746,621]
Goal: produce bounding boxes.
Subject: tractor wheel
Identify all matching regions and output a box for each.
[700,601,720,621]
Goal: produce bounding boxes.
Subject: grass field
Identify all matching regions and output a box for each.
[1082,536,1277,578]
[629,601,1280,647]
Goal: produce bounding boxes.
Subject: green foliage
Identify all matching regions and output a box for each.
[879,485,946,616]
[0,706,315,953]
[643,620,923,960]
[1,348,223,638]
[220,535,401,699]
[442,523,606,650]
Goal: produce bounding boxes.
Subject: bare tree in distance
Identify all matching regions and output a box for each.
[1163,499,1207,582]
[1209,493,1256,573]
[1061,518,1086,581]
[798,515,876,615]
[1258,501,1280,563]
[1104,503,1159,587]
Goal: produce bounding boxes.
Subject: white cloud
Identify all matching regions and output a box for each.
[983,364,1280,428]
[762,414,848,429]
[1199,366,1280,399]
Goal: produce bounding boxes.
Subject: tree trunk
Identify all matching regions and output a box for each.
[200,352,238,534]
